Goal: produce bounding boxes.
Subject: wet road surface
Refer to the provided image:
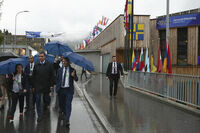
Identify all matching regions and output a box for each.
[0,90,103,133]
[85,74,200,133]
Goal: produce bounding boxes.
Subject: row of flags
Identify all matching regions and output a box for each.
[131,44,172,74]
[76,16,109,50]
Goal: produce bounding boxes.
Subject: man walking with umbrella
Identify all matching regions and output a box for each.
[32,51,54,122]
[56,57,78,127]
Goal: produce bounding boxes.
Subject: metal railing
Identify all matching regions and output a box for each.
[128,71,200,109]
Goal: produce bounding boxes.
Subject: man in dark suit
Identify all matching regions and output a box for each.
[32,51,54,122]
[56,57,78,127]
[24,55,35,110]
[106,56,123,97]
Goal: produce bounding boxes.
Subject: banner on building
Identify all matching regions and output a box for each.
[156,13,200,29]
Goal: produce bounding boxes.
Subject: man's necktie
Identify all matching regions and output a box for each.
[62,68,67,86]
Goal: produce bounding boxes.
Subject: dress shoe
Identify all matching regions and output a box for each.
[37,117,42,123]
[65,120,70,127]
[0,105,4,110]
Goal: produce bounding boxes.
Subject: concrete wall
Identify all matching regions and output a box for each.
[74,50,101,73]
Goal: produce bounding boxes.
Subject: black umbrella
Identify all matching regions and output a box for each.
[0,51,19,62]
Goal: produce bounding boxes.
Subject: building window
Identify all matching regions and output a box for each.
[159,30,166,62]
[177,28,188,65]
[198,26,200,65]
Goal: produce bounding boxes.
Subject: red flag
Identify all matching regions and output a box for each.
[157,44,163,73]
[167,44,172,73]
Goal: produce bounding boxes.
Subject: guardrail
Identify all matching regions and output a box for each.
[128,71,200,109]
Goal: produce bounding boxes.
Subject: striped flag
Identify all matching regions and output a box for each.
[145,48,150,72]
[157,44,163,73]
[140,48,145,72]
[131,50,136,71]
[163,43,172,73]
[150,54,157,72]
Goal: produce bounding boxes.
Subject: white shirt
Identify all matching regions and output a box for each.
[62,67,70,88]
[59,61,63,68]
[40,60,45,64]
[112,62,117,74]
[13,74,22,93]
[30,63,35,71]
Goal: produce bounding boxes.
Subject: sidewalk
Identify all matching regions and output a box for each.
[0,89,104,133]
[82,74,200,133]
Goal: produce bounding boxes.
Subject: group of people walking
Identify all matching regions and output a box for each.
[0,51,78,127]
[0,53,124,128]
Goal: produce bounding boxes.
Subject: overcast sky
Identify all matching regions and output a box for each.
[0,0,199,41]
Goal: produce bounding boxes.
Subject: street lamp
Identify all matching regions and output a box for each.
[14,10,29,51]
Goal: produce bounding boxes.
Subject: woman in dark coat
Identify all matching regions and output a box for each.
[8,64,27,121]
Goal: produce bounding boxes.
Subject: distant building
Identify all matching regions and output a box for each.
[4,35,45,51]
[85,8,200,76]
[150,8,200,76]
[1,35,45,56]
[86,14,150,73]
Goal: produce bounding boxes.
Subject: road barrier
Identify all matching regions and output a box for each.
[128,71,200,109]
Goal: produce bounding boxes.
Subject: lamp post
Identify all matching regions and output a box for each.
[14,10,29,52]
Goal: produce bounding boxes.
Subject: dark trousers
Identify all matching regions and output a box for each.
[59,88,73,121]
[81,71,87,80]
[10,93,24,116]
[32,91,36,108]
[25,85,30,108]
[35,92,51,117]
[109,75,119,96]
[26,84,37,109]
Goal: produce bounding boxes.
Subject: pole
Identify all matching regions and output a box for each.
[166,0,169,47]
[14,10,29,52]
[130,0,134,70]
[3,29,5,52]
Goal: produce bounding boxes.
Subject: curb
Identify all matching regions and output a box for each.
[74,78,115,133]
[120,77,200,117]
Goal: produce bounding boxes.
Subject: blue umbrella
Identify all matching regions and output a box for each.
[34,54,55,63]
[62,52,94,71]
[0,58,28,75]
[44,41,73,56]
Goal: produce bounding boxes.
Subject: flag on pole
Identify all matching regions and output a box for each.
[163,43,172,73]
[127,0,132,15]
[145,48,150,72]
[140,48,145,72]
[131,49,136,71]
[136,51,140,71]
[150,54,157,72]
[157,44,163,73]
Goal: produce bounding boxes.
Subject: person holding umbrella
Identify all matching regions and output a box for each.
[8,64,27,121]
[56,57,78,127]
[32,51,55,122]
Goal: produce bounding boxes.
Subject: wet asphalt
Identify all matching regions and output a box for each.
[85,74,200,133]
[0,89,103,133]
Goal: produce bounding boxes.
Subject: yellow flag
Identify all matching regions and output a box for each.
[151,55,157,72]
[128,0,132,15]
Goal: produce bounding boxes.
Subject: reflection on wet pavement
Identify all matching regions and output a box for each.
[85,74,200,133]
[0,91,101,133]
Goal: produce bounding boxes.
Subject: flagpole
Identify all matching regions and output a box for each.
[130,0,134,70]
[166,0,169,48]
